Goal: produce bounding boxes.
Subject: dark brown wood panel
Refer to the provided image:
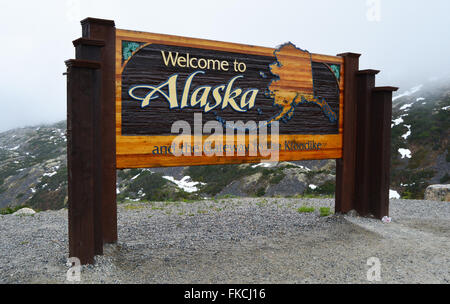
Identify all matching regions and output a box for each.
[81,18,117,244]
[120,44,340,136]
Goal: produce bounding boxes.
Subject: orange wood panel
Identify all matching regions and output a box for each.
[115,29,344,168]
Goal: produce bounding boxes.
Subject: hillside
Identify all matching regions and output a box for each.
[0,122,68,211]
[0,123,335,211]
[390,80,450,199]
[0,79,448,211]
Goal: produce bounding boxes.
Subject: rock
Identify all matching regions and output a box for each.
[346,210,359,217]
[264,173,308,197]
[14,208,36,216]
[424,184,450,201]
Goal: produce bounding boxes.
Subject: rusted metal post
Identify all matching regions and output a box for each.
[73,38,105,255]
[80,18,117,244]
[66,59,102,264]
[354,70,379,216]
[335,53,360,214]
[369,87,398,219]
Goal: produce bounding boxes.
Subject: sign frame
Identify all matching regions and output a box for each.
[115,29,345,168]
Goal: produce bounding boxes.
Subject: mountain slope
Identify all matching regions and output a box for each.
[0,122,67,210]
[0,79,448,210]
[0,122,335,210]
[390,80,450,198]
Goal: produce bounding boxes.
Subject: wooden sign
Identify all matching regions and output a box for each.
[66,18,397,264]
[116,30,344,168]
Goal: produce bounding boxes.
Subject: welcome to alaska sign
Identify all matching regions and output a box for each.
[116,30,345,168]
[66,18,397,264]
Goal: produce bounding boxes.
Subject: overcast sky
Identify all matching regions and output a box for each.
[1,0,449,132]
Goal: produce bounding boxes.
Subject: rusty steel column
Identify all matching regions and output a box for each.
[369,87,398,219]
[354,70,379,216]
[335,53,360,214]
[73,38,105,255]
[66,59,102,265]
[80,18,117,244]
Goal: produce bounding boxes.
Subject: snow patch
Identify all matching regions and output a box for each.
[309,184,318,190]
[9,145,20,151]
[252,162,275,168]
[443,106,450,111]
[125,197,140,202]
[392,117,404,127]
[297,165,311,172]
[131,173,140,180]
[400,103,413,111]
[398,148,412,159]
[389,190,400,200]
[43,172,57,177]
[392,84,423,101]
[163,176,204,193]
[402,125,411,140]
[416,97,425,102]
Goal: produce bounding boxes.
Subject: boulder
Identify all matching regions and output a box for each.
[424,185,450,201]
[14,208,36,216]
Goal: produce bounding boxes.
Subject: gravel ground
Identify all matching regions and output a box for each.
[0,198,449,284]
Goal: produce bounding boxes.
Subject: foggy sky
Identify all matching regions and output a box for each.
[1,0,449,132]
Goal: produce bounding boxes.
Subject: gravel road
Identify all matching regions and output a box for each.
[0,198,449,284]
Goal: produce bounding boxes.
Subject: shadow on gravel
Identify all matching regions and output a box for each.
[396,218,450,237]
[94,217,392,284]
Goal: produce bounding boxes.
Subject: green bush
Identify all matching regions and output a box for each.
[303,181,335,197]
[256,187,266,197]
[440,173,450,184]
[297,206,315,213]
[319,207,332,217]
[268,171,285,185]
[187,164,259,195]
[0,205,29,215]
[26,166,68,210]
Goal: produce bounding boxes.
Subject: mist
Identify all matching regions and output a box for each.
[1,0,449,132]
